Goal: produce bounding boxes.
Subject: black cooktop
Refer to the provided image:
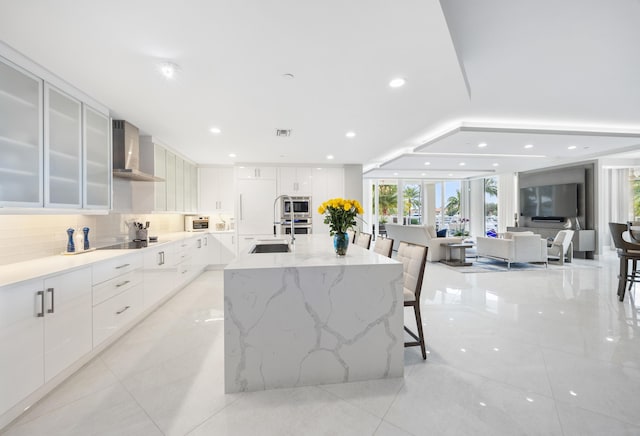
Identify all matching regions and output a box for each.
[97,240,157,250]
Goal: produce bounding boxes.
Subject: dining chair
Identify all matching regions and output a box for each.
[547,230,574,265]
[356,232,372,249]
[372,237,394,258]
[608,223,640,301]
[397,241,428,360]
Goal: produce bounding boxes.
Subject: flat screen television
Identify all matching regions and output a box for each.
[520,183,578,218]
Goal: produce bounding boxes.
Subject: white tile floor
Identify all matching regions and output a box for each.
[3,253,640,436]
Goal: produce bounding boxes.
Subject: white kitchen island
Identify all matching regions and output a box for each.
[224,235,404,393]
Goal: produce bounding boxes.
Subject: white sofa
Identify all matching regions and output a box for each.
[385,223,463,262]
[476,231,547,269]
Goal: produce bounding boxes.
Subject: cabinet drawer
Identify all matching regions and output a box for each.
[92,269,142,306]
[92,253,143,285]
[93,284,143,346]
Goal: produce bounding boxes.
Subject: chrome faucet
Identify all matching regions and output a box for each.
[273,194,295,245]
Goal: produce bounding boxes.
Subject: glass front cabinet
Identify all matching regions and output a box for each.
[0,55,111,210]
[0,57,43,207]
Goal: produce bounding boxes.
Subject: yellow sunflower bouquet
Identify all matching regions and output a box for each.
[317,197,364,236]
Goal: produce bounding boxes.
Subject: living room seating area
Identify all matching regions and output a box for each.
[385,223,463,262]
[476,231,548,269]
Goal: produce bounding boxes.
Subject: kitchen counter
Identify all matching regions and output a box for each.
[224,234,404,393]
[0,232,207,288]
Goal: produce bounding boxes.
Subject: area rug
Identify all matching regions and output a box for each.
[438,258,600,274]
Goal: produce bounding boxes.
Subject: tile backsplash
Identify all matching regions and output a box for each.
[0,213,185,266]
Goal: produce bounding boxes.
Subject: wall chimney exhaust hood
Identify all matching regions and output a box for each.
[112,120,164,182]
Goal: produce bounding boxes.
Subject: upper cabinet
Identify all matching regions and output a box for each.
[199,166,235,212]
[83,106,110,209]
[0,57,43,207]
[237,166,276,180]
[278,167,312,196]
[0,53,111,211]
[44,84,82,208]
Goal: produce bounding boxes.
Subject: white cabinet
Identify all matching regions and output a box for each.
[312,167,344,235]
[237,166,276,180]
[278,167,312,196]
[217,233,236,263]
[166,151,176,211]
[184,162,193,212]
[207,232,236,264]
[139,138,167,211]
[44,84,82,208]
[175,157,184,212]
[142,243,177,309]
[0,279,44,416]
[83,105,110,209]
[0,268,92,416]
[43,268,92,382]
[0,57,43,207]
[199,167,235,212]
[92,253,143,347]
[237,178,277,235]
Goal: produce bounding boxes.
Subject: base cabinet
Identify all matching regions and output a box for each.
[142,243,177,309]
[0,267,92,418]
[44,268,93,382]
[0,279,44,416]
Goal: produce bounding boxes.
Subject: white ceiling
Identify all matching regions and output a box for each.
[1,0,639,175]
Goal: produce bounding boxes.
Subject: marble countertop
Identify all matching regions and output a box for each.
[0,231,220,288]
[226,234,399,270]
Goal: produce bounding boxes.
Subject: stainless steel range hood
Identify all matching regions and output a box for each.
[112,120,164,182]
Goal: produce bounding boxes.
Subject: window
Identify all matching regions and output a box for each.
[402,181,422,224]
[373,180,398,235]
[435,180,462,234]
[484,176,498,236]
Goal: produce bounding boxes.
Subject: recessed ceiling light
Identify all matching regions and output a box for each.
[210,127,221,134]
[568,145,577,150]
[424,161,431,166]
[316,168,323,170]
[228,153,236,158]
[346,131,356,138]
[478,142,487,148]
[421,173,426,176]
[159,62,179,79]
[326,155,334,160]
[459,162,466,166]
[282,73,295,80]
[492,163,499,167]
[389,77,406,88]
[448,173,453,177]
[524,144,534,149]
[393,172,399,176]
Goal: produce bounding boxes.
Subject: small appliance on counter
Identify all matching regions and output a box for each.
[185,215,209,232]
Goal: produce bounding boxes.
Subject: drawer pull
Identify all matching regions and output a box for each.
[36,290,44,317]
[116,305,131,315]
[47,288,55,314]
[116,280,131,288]
[115,263,130,269]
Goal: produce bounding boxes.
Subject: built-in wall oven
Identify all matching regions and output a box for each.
[281,196,312,234]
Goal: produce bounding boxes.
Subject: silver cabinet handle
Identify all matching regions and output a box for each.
[116,280,130,288]
[231,235,235,245]
[257,168,261,178]
[197,239,202,248]
[157,251,163,266]
[160,251,165,265]
[116,306,130,315]
[239,194,243,220]
[47,288,55,314]
[37,290,44,317]
[115,263,130,269]
[204,238,208,246]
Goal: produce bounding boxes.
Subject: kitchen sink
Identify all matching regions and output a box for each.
[250,243,291,254]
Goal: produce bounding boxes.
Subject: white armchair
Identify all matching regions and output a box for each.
[385,223,463,262]
[476,233,547,269]
[547,230,574,264]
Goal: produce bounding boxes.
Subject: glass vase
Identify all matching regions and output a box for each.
[333,232,349,256]
[83,227,90,250]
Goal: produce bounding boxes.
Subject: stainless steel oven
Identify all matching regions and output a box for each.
[281,218,312,235]
[282,196,312,218]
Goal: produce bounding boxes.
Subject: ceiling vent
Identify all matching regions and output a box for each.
[276,129,292,137]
